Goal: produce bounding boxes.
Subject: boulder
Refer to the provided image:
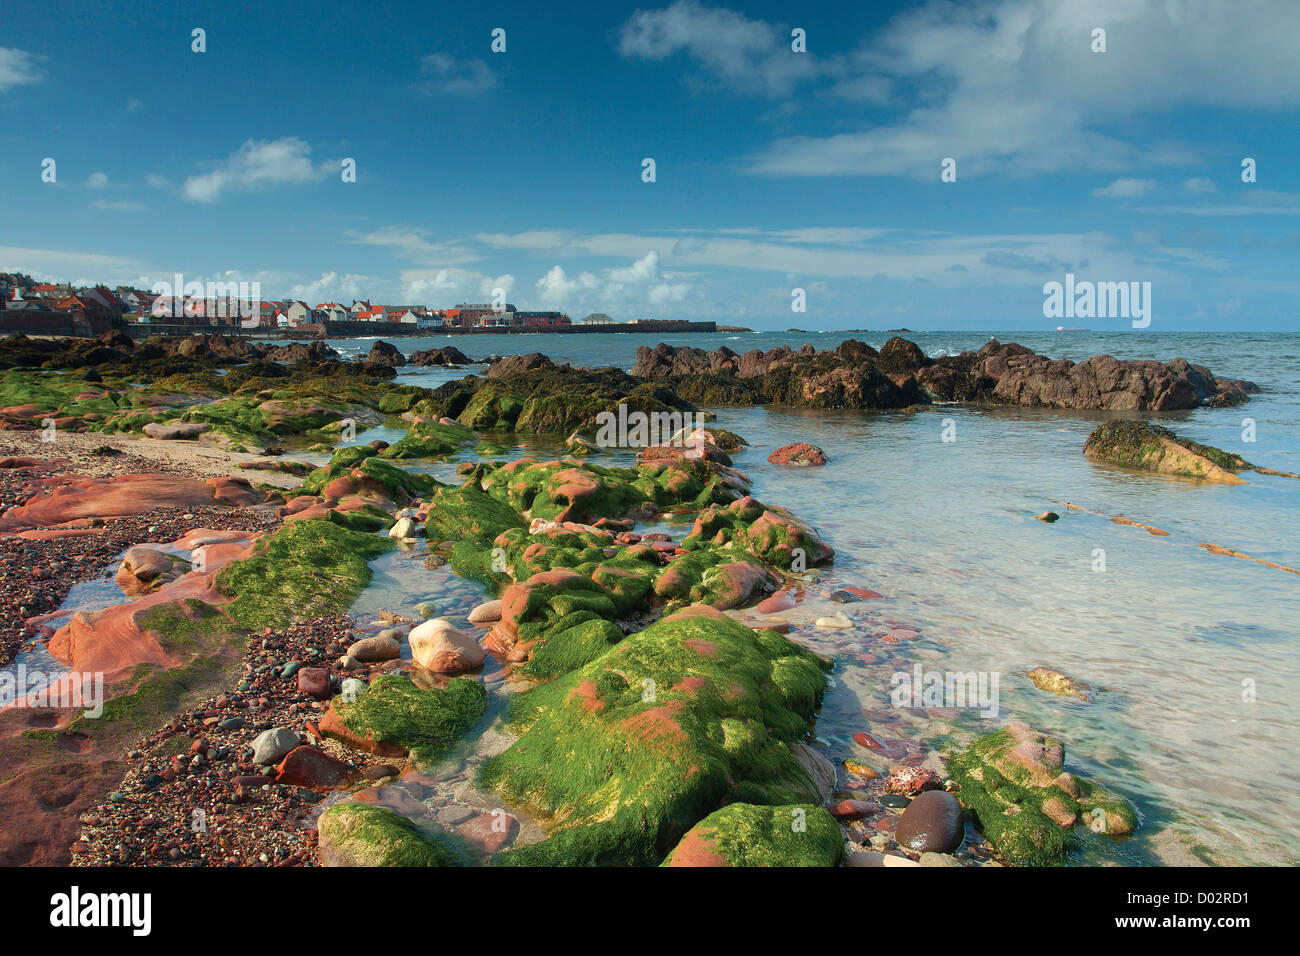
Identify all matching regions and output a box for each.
[894,789,964,853]
[251,727,300,766]
[767,442,827,466]
[347,634,401,662]
[408,618,485,673]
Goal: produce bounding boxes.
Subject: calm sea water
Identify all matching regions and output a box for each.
[322,329,1300,865]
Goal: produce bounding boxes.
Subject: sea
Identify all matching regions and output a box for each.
[316,329,1300,864]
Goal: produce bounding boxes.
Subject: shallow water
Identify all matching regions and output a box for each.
[282,330,1300,862]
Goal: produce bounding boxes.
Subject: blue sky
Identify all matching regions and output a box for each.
[2,0,1298,330]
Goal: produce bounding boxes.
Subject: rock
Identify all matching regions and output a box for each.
[467,599,502,625]
[317,803,455,866]
[347,635,401,662]
[1027,666,1096,702]
[755,590,797,614]
[919,851,965,867]
[894,789,964,853]
[320,674,486,763]
[830,799,881,821]
[142,422,211,441]
[458,812,519,855]
[414,602,437,618]
[815,613,853,629]
[767,442,827,466]
[1083,420,1248,483]
[885,766,942,795]
[251,727,300,766]
[844,849,923,868]
[828,589,860,603]
[408,346,473,367]
[486,352,555,378]
[274,745,352,789]
[662,803,843,867]
[365,341,405,368]
[877,336,927,372]
[388,516,417,539]
[114,546,190,596]
[339,677,367,701]
[1033,511,1060,522]
[947,722,1139,865]
[791,742,837,801]
[296,667,331,699]
[408,618,484,674]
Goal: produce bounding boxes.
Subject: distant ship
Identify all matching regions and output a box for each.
[1056,326,1090,331]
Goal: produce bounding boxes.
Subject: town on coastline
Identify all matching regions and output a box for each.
[0,272,736,339]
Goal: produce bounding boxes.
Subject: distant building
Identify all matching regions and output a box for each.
[581,312,614,325]
[515,311,571,328]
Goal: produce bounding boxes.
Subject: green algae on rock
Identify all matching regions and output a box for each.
[379,419,476,459]
[481,608,829,866]
[1083,421,1249,484]
[946,722,1138,866]
[681,495,835,571]
[317,803,459,867]
[217,518,392,630]
[323,674,486,766]
[661,802,844,867]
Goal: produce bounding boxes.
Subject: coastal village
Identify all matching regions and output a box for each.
[0,271,725,337]
[0,270,574,330]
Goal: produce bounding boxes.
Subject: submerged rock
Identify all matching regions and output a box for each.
[767,442,827,466]
[946,722,1138,866]
[1027,666,1096,702]
[1083,420,1249,483]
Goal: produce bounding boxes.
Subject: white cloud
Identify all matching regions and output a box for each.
[1183,177,1217,194]
[418,54,496,96]
[181,137,333,203]
[354,226,480,267]
[1091,178,1154,199]
[289,271,377,303]
[618,0,822,96]
[85,172,109,189]
[0,47,42,92]
[746,0,1300,178]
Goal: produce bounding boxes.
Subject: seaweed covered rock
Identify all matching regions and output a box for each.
[767,442,827,466]
[681,495,834,571]
[297,444,440,503]
[216,517,392,629]
[379,419,476,459]
[481,608,829,866]
[946,722,1138,866]
[1083,420,1249,483]
[662,802,844,867]
[416,364,698,437]
[317,803,457,867]
[320,674,486,765]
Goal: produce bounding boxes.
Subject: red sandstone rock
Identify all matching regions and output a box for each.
[767,442,827,466]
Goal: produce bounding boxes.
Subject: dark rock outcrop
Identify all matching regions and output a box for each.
[633,337,1257,412]
[364,340,405,368]
[409,346,474,367]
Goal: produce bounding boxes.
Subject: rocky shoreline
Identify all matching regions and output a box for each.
[0,330,1226,867]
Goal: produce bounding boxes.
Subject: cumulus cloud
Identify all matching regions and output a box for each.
[418,54,496,96]
[0,47,42,92]
[619,0,822,96]
[746,0,1300,178]
[181,137,333,203]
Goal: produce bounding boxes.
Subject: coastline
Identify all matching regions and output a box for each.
[0,330,1287,867]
